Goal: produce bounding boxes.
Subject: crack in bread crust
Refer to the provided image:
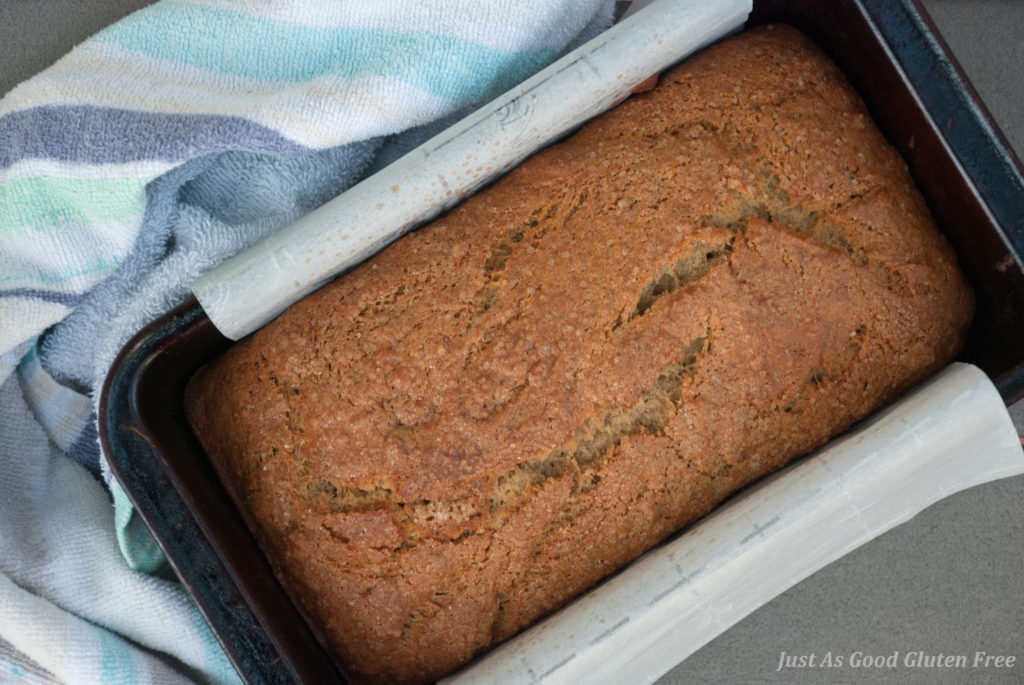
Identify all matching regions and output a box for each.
[489,330,709,515]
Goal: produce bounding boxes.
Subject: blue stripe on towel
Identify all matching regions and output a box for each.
[0,288,86,307]
[0,106,310,167]
[68,418,102,481]
[94,2,556,102]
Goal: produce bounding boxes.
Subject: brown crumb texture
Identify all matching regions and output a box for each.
[185,25,973,685]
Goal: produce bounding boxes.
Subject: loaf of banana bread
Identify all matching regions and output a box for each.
[186,24,973,684]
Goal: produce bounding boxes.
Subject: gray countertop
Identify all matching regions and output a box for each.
[2,1,1021,683]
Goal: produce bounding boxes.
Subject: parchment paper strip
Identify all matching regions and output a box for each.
[444,363,1024,684]
[190,0,753,340]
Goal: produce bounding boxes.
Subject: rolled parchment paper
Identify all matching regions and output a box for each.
[443,363,1024,685]
[191,0,753,340]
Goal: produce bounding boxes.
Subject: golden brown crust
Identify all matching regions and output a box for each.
[186,25,973,684]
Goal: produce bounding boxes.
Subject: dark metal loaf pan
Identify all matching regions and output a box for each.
[100,0,1024,682]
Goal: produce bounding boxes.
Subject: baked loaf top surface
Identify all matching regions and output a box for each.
[186,25,973,684]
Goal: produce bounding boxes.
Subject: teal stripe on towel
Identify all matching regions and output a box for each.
[0,176,149,236]
[0,255,121,286]
[98,626,139,685]
[94,2,556,101]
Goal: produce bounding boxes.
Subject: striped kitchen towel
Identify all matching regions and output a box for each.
[0,1,615,682]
